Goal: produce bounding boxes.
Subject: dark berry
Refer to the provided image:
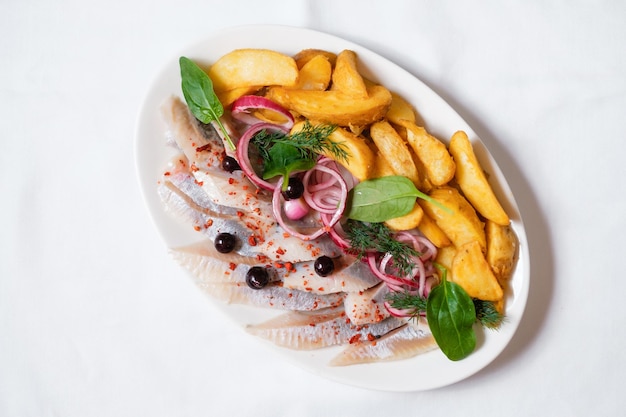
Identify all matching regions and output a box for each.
[221,156,241,173]
[214,232,236,253]
[246,266,270,289]
[314,256,335,277]
[282,177,305,200]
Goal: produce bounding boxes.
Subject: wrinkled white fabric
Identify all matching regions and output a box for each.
[1,1,625,416]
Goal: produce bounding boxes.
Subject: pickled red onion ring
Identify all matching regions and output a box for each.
[236,122,288,191]
[231,95,294,129]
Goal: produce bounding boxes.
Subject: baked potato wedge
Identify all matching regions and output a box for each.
[330,50,368,98]
[369,120,420,185]
[449,130,510,226]
[398,120,456,186]
[291,54,332,91]
[419,186,486,251]
[485,220,518,284]
[452,240,503,302]
[384,202,424,231]
[209,49,298,92]
[266,84,392,126]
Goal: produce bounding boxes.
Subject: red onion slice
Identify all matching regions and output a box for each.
[231,95,294,129]
[236,122,289,191]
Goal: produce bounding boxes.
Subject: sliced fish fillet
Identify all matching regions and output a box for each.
[329,318,438,366]
[344,282,391,326]
[247,307,404,350]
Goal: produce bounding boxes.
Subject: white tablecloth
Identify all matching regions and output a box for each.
[2,1,624,415]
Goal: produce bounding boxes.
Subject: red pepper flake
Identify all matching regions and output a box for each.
[367,333,376,342]
[274,262,284,269]
[285,262,295,272]
[283,233,291,239]
[318,287,325,292]
[193,225,201,231]
[237,211,245,218]
[242,185,249,190]
[194,179,204,186]
[228,177,236,185]
[195,144,212,152]
[190,163,199,172]
[308,323,316,327]
[305,287,313,292]
[247,235,257,246]
[204,219,213,228]
[163,171,171,176]
[349,334,362,344]
[228,262,237,271]
[276,247,285,255]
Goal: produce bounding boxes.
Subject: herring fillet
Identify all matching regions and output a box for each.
[329,319,438,366]
[247,308,405,350]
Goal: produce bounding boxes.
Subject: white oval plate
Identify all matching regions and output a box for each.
[135,25,530,392]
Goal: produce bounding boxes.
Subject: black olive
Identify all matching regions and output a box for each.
[246,266,270,289]
[214,232,236,253]
[282,177,305,200]
[221,156,241,173]
[314,256,334,277]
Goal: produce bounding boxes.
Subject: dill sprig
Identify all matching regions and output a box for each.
[251,121,347,162]
[473,299,504,329]
[385,291,427,314]
[345,221,419,277]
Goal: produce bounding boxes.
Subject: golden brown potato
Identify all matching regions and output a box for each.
[416,211,452,248]
[331,50,368,98]
[419,186,486,251]
[293,48,337,69]
[398,120,456,186]
[435,245,457,276]
[387,92,416,125]
[369,121,420,185]
[384,202,424,231]
[291,121,375,181]
[217,86,260,107]
[485,220,518,285]
[266,84,392,127]
[209,49,299,92]
[290,54,332,91]
[449,130,510,226]
[452,240,503,302]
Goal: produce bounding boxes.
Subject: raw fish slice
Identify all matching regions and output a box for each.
[201,282,344,311]
[329,318,438,366]
[161,96,225,170]
[282,255,380,295]
[159,179,341,263]
[247,308,405,350]
[344,282,391,326]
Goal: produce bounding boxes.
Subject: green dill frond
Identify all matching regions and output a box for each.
[385,291,427,314]
[345,221,419,277]
[473,299,504,329]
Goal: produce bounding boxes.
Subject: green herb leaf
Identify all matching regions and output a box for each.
[385,291,428,314]
[426,268,477,361]
[474,299,504,329]
[345,221,418,277]
[179,56,235,151]
[347,176,435,222]
[262,142,316,188]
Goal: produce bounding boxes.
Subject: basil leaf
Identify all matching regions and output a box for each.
[347,176,420,222]
[262,142,315,188]
[179,56,235,150]
[426,278,477,361]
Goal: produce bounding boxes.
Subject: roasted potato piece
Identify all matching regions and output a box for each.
[452,240,503,302]
[266,84,392,127]
[384,202,424,231]
[209,49,298,92]
[398,120,456,186]
[369,120,420,185]
[293,48,337,69]
[291,122,375,181]
[387,92,416,125]
[419,186,486,251]
[435,245,457,277]
[417,211,452,248]
[449,131,510,226]
[291,54,332,91]
[485,220,518,284]
[331,50,368,98]
[217,86,260,107]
